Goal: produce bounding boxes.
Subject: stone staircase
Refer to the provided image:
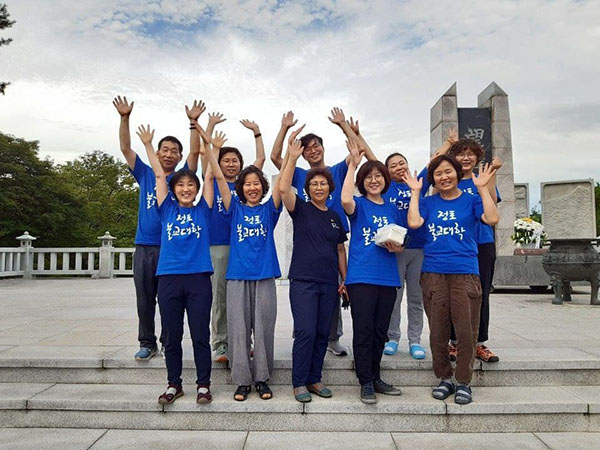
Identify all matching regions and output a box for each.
[2,347,600,433]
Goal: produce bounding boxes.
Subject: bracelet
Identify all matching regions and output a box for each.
[189,126,196,130]
[254,133,261,138]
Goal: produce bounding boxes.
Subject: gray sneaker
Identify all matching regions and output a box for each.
[327,340,348,356]
[214,344,228,363]
[373,379,402,396]
[360,381,377,404]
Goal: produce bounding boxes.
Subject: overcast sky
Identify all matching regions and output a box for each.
[1,0,599,207]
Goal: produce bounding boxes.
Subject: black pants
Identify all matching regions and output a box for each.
[133,245,166,349]
[450,242,496,343]
[348,283,397,385]
[158,273,212,386]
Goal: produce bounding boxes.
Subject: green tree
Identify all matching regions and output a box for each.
[530,202,542,223]
[0,132,83,246]
[57,150,138,246]
[0,4,15,95]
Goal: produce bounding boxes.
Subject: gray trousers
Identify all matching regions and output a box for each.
[387,248,425,346]
[210,245,229,351]
[226,279,277,385]
[133,245,165,349]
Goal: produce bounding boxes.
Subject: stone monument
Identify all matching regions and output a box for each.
[514,183,529,219]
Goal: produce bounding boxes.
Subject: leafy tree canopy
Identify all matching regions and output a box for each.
[0,4,15,95]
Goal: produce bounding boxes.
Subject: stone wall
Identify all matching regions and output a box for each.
[541,179,596,239]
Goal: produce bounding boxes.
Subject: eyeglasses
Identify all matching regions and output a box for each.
[308,181,329,188]
[365,174,383,181]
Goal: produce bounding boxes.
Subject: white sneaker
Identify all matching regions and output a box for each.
[327,340,348,356]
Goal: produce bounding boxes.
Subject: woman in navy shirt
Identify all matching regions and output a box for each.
[341,141,405,404]
[217,163,282,402]
[404,155,499,405]
[280,137,348,403]
[136,125,231,405]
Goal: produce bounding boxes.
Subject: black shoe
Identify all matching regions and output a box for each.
[373,379,402,396]
[360,381,377,404]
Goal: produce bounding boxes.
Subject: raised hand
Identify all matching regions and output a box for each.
[446,127,458,145]
[491,156,503,170]
[346,139,363,166]
[208,112,226,127]
[287,139,304,159]
[113,95,134,116]
[211,131,227,149]
[281,111,297,129]
[240,119,260,133]
[328,107,346,126]
[136,124,154,145]
[403,170,423,192]
[287,124,306,145]
[473,163,497,188]
[185,99,206,121]
[347,116,360,136]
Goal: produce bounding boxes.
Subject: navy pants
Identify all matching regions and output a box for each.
[158,273,212,386]
[348,283,397,385]
[290,280,338,388]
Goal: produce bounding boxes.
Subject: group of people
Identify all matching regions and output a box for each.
[113,95,501,407]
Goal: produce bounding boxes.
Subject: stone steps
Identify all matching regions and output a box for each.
[1,383,600,433]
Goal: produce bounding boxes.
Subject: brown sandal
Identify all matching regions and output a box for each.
[158,384,183,404]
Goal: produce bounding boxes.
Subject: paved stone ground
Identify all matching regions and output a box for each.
[1,277,600,448]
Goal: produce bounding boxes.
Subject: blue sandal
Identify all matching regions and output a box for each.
[432,380,455,400]
[383,341,398,355]
[454,384,473,405]
[409,344,426,360]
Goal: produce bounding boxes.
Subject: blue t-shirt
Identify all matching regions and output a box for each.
[223,197,282,280]
[387,179,427,249]
[345,196,403,287]
[156,196,213,276]
[208,179,238,246]
[420,193,484,275]
[129,155,186,246]
[292,160,349,233]
[457,178,501,245]
[288,196,348,285]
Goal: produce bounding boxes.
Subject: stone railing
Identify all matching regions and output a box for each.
[0,232,134,279]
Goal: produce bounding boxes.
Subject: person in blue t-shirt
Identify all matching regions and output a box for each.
[196,113,266,365]
[446,139,503,364]
[341,141,405,404]
[279,136,348,403]
[404,155,499,405]
[216,163,282,402]
[269,108,378,357]
[113,96,203,362]
[136,124,231,406]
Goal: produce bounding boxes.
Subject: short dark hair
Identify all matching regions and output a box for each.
[168,168,201,200]
[235,165,269,204]
[448,139,484,163]
[304,167,335,200]
[355,160,391,196]
[158,136,183,155]
[300,133,323,149]
[384,152,408,167]
[218,147,244,169]
[427,155,464,187]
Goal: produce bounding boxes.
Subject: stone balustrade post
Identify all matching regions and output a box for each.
[97,231,116,279]
[16,231,37,279]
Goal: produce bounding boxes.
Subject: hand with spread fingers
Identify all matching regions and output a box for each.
[113,95,134,116]
[211,131,228,150]
[328,107,346,126]
[185,99,206,121]
[136,124,154,145]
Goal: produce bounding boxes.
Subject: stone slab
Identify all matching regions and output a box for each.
[541,179,596,239]
[446,386,587,415]
[0,428,106,450]
[560,385,600,413]
[514,183,529,218]
[91,429,247,450]
[480,347,600,370]
[392,432,548,450]
[244,431,396,450]
[493,255,550,286]
[0,345,123,368]
[535,432,600,449]
[0,383,53,409]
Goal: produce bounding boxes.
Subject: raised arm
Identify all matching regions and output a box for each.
[431,127,458,160]
[328,107,378,163]
[473,163,500,225]
[200,112,226,176]
[112,96,137,169]
[341,140,363,216]
[136,124,168,206]
[487,156,502,202]
[240,119,266,170]
[270,111,297,170]
[184,99,206,172]
[279,136,304,213]
[404,170,425,229]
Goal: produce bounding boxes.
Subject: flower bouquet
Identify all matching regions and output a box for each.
[511,217,547,248]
